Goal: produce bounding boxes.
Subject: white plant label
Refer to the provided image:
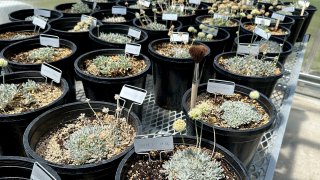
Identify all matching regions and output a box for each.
[119,84,147,104]
[170,32,189,42]
[112,6,127,15]
[282,6,295,12]
[271,13,285,21]
[237,43,259,56]
[32,16,47,29]
[207,79,235,95]
[30,162,56,180]
[81,15,97,27]
[40,34,60,48]
[213,13,229,20]
[125,43,141,56]
[162,13,178,21]
[93,0,97,10]
[255,17,271,26]
[34,9,51,17]
[41,63,62,83]
[189,0,201,5]
[128,27,141,40]
[254,27,271,40]
[139,0,151,7]
[298,0,310,8]
[134,135,174,153]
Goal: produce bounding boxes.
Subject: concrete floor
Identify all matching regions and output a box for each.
[274,93,320,180]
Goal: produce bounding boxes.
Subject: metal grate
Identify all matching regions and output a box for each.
[75,43,306,179]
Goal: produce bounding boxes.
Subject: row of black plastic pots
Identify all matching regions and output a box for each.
[0,70,277,179]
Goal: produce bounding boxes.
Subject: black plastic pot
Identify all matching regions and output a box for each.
[23,101,142,179]
[89,24,148,53]
[271,9,308,45]
[213,52,284,97]
[74,49,150,117]
[116,136,249,179]
[117,0,153,16]
[0,156,61,179]
[91,10,136,25]
[182,84,277,167]
[296,5,317,42]
[82,0,118,10]
[269,13,295,30]
[8,9,63,23]
[0,21,50,52]
[0,71,69,156]
[148,38,210,111]
[54,2,100,17]
[1,38,77,102]
[234,34,293,65]
[178,26,230,83]
[240,21,291,41]
[194,3,210,16]
[196,15,240,51]
[49,17,99,57]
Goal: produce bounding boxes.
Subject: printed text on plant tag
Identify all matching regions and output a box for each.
[237,43,259,56]
[34,9,51,17]
[207,79,235,95]
[81,15,97,27]
[40,34,60,48]
[41,63,62,83]
[189,0,201,5]
[271,13,285,21]
[282,6,295,12]
[128,28,141,40]
[213,13,229,20]
[120,85,147,104]
[162,13,178,21]
[134,136,174,153]
[255,17,271,26]
[125,43,141,56]
[254,27,271,40]
[33,16,47,29]
[112,6,127,15]
[170,32,189,42]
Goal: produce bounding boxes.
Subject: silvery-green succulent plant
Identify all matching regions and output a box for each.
[70,2,91,13]
[98,32,132,44]
[0,84,18,111]
[92,55,133,76]
[145,22,167,31]
[27,47,57,63]
[188,101,212,120]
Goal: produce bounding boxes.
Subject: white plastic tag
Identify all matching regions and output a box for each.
[189,0,201,5]
[213,13,229,20]
[119,84,147,104]
[271,13,285,21]
[170,32,189,42]
[207,79,235,95]
[237,43,259,56]
[112,6,127,15]
[134,135,174,153]
[139,0,151,7]
[125,43,141,56]
[282,6,295,12]
[40,34,60,48]
[254,27,271,40]
[128,27,141,40]
[298,0,310,8]
[255,17,271,26]
[32,16,47,29]
[41,63,62,83]
[81,15,97,27]
[30,162,56,180]
[162,13,178,21]
[34,9,51,18]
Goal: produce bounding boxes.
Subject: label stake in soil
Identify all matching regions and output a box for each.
[0,58,8,84]
[40,63,62,86]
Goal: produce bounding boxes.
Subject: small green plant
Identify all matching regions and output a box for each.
[27,47,57,63]
[220,101,262,128]
[188,101,212,120]
[102,16,126,23]
[145,22,167,31]
[70,2,91,14]
[188,25,215,41]
[98,32,132,44]
[11,34,35,40]
[0,84,18,111]
[69,16,95,32]
[162,148,225,179]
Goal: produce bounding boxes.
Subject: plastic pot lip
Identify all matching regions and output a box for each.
[90,10,136,23]
[270,9,309,18]
[181,83,277,136]
[213,51,284,80]
[0,71,69,119]
[116,0,152,10]
[148,38,211,64]
[234,34,293,56]
[54,3,100,16]
[49,17,99,35]
[270,15,295,25]
[82,0,118,5]
[281,2,318,11]
[8,8,63,22]
[115,135,249,180]
[0,21,51,43]
[195,16,240,28]
[240,22,291,38]
[132,18,183,32]
[23,101,142,171]
[178,26,230,43]
[74,48,151,82]
[88,24,148,46]
[0,38,77,67]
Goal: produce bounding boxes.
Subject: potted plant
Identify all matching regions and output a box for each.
[0,21,50,51]
[82,0,118,10]
[179,24,230,83]
[1,38,77,102]
[148,38,210,110]
[181,83,277,167]
[116,135,249,179]
[91,10,136,25]
[117,0,153,15]
[55,1,100,17]
[234,34,293,64]
[23,101,142,179]
[0,70,69,156]
[213,52,284,97]
[0,156,61,179]
[8,8,63,22]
